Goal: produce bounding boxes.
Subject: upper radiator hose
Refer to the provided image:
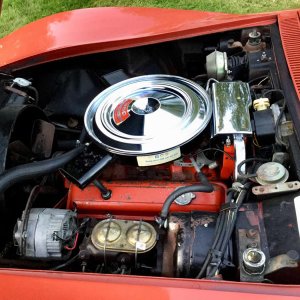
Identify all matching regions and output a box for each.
[0,145,85,194]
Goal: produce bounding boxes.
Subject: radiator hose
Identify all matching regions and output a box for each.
[157,172,213,227]
[0,145,85,194]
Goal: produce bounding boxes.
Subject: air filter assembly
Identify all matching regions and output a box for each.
[84,75,212,163]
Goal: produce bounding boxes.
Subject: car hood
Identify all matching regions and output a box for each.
[0,7,291,71]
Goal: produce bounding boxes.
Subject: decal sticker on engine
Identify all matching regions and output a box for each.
[137,148,181,166]
[113,98,134,125]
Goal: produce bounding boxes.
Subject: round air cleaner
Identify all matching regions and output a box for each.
[84,75,212,164]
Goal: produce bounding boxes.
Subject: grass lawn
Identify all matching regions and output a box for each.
[0,0,299,38]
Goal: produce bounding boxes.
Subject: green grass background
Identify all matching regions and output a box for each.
[1,0,300,38]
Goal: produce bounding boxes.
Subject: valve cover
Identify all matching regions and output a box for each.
[84,75,212,156]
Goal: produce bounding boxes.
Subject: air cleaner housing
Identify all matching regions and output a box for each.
[84,75,212,161]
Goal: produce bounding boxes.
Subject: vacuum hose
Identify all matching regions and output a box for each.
[158,172,213,226]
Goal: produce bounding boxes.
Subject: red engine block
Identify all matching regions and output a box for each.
[66,180,226,220]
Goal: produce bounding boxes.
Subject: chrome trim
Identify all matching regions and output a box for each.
[84,75,212,155]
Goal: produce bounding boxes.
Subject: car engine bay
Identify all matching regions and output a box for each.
[0,24,300,284]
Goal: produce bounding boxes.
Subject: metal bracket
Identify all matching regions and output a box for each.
[234,134,246,181]
[265,254,298,275]
[13,77,32,87]
[280,121,294,137]
[252,181,300,196]
[174,152,217,169]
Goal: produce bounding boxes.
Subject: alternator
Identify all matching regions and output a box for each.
[14,208,77,259]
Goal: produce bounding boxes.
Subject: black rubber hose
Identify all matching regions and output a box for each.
[237,157,269,179]
[56,140,78,150]
[0,145,85,194]
[159,172,213,222]
[79,127,88,143]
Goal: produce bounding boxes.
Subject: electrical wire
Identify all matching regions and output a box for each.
[53,218,89,242]
[196,184,251,279]
[192,74,207,81]
[18,177,48,256]
[196,192,231,279]
[252,133,261,148]
[19,185,42,256]
[183,148,235,161]
[262,89,285,98]
[207,185,250,278]
[248,75,269,86]
[275,101,288,147]
[51,254,80,271]
[64,233,79,251]
[0,73,13,78]
[260,89,287,147]
[256,76,270,86]
[27,86,39,104]
[197,148,235,160]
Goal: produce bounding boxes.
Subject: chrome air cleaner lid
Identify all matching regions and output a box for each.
[84,75,212,156]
